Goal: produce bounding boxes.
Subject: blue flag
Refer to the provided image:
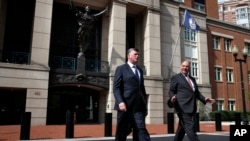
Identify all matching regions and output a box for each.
[182,9,200,31]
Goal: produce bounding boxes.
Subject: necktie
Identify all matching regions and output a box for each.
[133,66,140,81]
[185,75,193,89]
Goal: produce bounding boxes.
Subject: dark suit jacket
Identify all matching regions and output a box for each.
[113,63,147,113]
[168,73,206,114]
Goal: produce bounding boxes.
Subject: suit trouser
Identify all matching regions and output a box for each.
[174,113,199,141]
[115,111,151,141]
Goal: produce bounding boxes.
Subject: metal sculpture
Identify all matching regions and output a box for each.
[69,0,108,57]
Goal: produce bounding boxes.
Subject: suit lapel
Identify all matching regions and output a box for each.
[126,64,142,83]
[125,64,140,82]
[179,73,193,90]
[125,64,134,75]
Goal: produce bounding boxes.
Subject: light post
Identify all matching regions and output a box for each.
[232,45,249,125]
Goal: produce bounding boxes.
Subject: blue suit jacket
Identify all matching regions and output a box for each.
[168,73,206,114]
[113,63,147,113]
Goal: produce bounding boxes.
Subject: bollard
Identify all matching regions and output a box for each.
[235,112,241,125]
[215,113,222,131]
[65,110,74,138]
[105,113,112,137]
[20,112,31,140]
[195,113,200,132]
[167,113,174,133]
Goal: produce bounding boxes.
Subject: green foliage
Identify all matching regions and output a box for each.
[197,100,209,120]
[209,110,250,121]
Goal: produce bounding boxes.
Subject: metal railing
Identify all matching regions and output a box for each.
[2,51,30,64]
[50,56,109,73]
[50,56,76,70]
[86,60,109,73]
[1,52,109,74]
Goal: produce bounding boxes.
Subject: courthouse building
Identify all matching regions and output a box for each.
[0,0,249,125]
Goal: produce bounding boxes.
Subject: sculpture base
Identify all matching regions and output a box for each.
[76,53,86,79]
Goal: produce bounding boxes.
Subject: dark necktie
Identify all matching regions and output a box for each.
[133,66,140,81]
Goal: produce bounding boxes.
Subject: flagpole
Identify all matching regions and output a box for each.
[168,26,183,68]
[168,10,187,79]
[168,9,200,79]
[168,26,182,78]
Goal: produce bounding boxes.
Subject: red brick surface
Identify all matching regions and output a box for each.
[0,123,230,141]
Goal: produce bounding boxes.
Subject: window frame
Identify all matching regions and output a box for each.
[224,38,231,52]
[189,59,198,78]
[184,27,198,42]
[214,67,222,81]
[226,68,233,82]
[248,71,250,84]
[216,100,224,111]
[228,100,235,111]
[183,28,199,80]
[246,42,250,56]
[213,36,220,50]
[194,2,205,12]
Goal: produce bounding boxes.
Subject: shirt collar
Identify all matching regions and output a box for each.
[127,62,135,68]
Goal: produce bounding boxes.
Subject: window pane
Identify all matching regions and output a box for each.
[213,36,220,49]
[215,67,222,81]
[226,69,233,82]
[216,100,224,111]
[228,100,235,111]
[184,28,197,42]
[246,42,250,55]
[224,39,231,51]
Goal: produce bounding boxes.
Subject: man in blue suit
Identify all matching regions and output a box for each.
[168,60,215,141]
[113,48,151,141]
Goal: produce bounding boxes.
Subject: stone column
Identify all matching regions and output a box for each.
[107,1,127,120]
[143,9,161,77]
[30,0,52,67]
[26,89,48,125]
[26,0,53,125]
[142,8,164,124]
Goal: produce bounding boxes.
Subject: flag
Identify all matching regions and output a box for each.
[182,9,200,31]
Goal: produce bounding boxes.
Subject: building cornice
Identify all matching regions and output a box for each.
[211,31,234,39]
[207,17,250,35]
[245,39,250,43]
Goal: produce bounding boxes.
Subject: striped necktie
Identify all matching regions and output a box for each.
[185,74,193,89]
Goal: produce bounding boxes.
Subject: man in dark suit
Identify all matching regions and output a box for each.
[168,60,215,141]
[113,48,151,141]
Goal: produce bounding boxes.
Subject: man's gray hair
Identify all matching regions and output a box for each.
[127,48,139,55]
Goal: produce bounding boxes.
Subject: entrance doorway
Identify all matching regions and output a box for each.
[47,86,99,124]
[0,88,26,125]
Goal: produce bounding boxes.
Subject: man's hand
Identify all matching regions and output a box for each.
[205,97,216,104]
[119,102,127,112]
[171,95,177,103]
